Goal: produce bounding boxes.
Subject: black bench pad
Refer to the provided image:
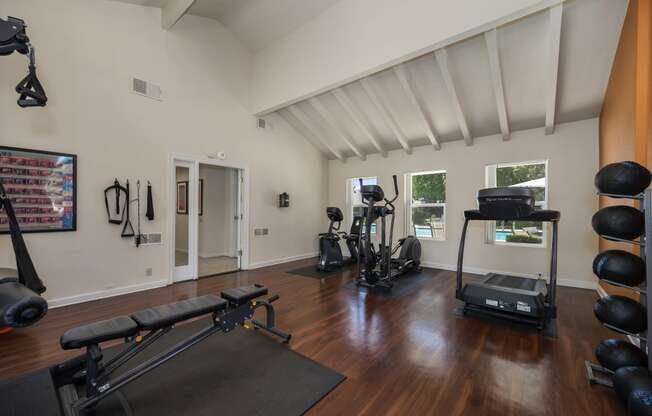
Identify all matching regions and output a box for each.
[61,316,138,350]
[131,295,227,331]
[221,285,268,305]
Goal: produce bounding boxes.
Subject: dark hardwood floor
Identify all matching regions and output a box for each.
[0,259,624,415]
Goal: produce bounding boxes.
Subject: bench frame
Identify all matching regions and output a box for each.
[53,290,290,415]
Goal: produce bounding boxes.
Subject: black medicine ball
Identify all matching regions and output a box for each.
[595,161,651,195]
[592,206,645,241]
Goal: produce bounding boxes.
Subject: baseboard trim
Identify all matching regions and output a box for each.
[48,279,168,309]
[421,261,596,290]
[247,252,318,270]
[198,252,232,259]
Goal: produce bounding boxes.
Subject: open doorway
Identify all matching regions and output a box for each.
[169,154,248,284]
[197,163,240,277]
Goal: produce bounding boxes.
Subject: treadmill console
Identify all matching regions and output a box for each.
[477,187,535,219]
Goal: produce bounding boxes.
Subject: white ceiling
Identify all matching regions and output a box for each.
[276,0,628,161]
[111,0,341,51]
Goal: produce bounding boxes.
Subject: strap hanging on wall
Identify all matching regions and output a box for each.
[146,181,154,221]
[0,182,46,294]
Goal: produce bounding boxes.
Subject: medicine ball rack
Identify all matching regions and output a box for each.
[585,188,652,387]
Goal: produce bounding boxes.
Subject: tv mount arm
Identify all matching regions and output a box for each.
[0,16,47,107]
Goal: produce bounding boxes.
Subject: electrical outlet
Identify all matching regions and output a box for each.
[146,268,153,277]
[254,228,269,236]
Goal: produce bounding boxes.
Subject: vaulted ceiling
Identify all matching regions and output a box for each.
[111,0,341,51]
[273,0,627,162]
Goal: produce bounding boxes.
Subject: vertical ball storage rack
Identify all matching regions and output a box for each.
[585,187,652,386]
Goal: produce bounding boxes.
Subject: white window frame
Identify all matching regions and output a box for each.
[406,170,446,241]
[346,176,378,235]
[485,160,549,248]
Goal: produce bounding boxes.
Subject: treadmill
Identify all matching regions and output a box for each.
[456,187,560,329]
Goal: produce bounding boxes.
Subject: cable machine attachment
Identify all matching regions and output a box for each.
[0,16,47,107]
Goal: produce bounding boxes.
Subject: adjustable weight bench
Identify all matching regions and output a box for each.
[52,284,290,415]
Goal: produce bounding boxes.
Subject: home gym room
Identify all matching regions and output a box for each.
[0,0,650,415]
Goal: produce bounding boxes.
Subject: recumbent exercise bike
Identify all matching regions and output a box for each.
[356,175,421,290]
[316,207,361,272]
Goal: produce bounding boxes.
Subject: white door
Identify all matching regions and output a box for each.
[173,160,196,282]
[235,169,242,269]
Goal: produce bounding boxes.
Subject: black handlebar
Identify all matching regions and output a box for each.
[393,175,398,196]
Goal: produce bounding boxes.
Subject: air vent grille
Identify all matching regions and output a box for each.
[131,77,162,101]
[137,233,163,246]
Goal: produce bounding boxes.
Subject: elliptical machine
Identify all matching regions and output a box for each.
[317,207,361,272]
[356,175,421,290]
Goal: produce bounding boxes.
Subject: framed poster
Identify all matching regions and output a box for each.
[0,146,77,234]
[177,181,188,214]
[198,179,204,216]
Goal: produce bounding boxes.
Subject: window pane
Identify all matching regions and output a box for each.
[351,177,378,206]
[495,220,543,244]
[412,206,444,239]
[412,173,446,204]
[496,163,546,203]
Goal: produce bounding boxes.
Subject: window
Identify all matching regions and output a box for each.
[347,177,377,234]
[485,160,548,247]
[406,171,446,241]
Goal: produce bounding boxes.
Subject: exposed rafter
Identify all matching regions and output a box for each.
[332,89,388,158]
[393,64,441,150]
[545,4,563,135]
[484,29,510,141]
[360,78,411,154]
[162,0,197,30]
[435,48,472,146]
[286,105,345,162]
[308,97,366,160]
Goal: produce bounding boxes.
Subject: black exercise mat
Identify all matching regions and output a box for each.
[343,270,432,298]
[1,320,345,416]
[286,263,350,279]
[99,320,344,415]
[453,305,558,338]
[0,367,61,416]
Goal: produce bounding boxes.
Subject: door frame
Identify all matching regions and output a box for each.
[168,153,250,285]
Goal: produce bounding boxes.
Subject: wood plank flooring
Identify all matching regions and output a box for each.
[0,259,624,415]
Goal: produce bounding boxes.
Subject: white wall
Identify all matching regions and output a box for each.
[329,119,600,289]
[252,0,555,114]
[0,0,328,305]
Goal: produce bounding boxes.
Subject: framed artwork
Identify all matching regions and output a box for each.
[198,179,204,216]
[0,145,77,234]
[177,181,188,214]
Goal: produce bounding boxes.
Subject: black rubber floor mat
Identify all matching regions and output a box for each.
[286,264,350,279]
[343,270,432,298]
[1,320,346,416]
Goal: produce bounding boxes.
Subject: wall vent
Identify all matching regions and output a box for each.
[136,233,163,246]
[132,77,162,101]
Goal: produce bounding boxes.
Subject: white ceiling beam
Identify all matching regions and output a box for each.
[393,65,441,150]
[308,97,366,160]
[332,89,388,158]
[359,78,411,154]
[545,4,563,135]
[277,110,332,160]
[435,49,472,146]
[162,0,197,30]
[286,105,345,162]
[484,29,510,141]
